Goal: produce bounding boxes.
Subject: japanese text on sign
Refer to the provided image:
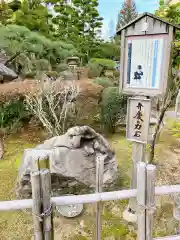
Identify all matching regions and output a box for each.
[133,102,144,138]
[126,98,151,143]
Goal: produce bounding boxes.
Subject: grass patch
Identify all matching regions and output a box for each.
[0,121,179,239]
[0,132,39,240]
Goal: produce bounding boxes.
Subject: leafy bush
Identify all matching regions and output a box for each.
[0,98,31,132]
[90,42,120,61]
[45,71,59,80]
[89,58,116,70]
[88,58,116,78]
[24,71,37,79]
[114,70,120,78]
[93,77,113,88]
[101,87,127,133]
[56,63,69,73]
[88,62,103,78]
[0,24,79,77]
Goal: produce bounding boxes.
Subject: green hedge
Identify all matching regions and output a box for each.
[88,58,116,78]
[89,58,116,70]
[93,77,114,88]
[101,87,127,133]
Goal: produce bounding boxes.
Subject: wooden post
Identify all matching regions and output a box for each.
[137,162,146,240]
[40,169,53,240]
[175,90,180,118]
[31,170,43,240]
[129,142,145,212]
[96,155,104,240]
[146,164,156,240]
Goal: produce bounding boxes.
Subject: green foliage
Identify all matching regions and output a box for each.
[156,3,180,67]
[101,87,127,133]
[56,63,69,73]
[0,98,31,132]
[91,41,120,61]
[0,2,13,25]
[93,77,114,88]
[88,62,103,78]
[88,58,116,78]
[9,0,54,37]
[51,0,103,63]
[172,121,180,137]
[156,3,180,25]
[116,1,138,30]
[1,0,104,63]
[89,58,116,69]
[0,24,78,76]
[35,59,51,72]
[45,71,59,79]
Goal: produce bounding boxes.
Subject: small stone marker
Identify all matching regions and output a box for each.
[56,195,83,218]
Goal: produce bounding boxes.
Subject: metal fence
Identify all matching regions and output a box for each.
[1,162,180,240]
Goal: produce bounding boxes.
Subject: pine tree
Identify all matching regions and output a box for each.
[116,1,138,30]
[9,0,54,37]
[51,0,103,62]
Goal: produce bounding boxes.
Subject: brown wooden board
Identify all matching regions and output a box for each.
[126,98,151,143]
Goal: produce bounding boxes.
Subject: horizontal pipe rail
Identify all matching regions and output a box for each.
[154,235,180,240]
[1,185,180,211]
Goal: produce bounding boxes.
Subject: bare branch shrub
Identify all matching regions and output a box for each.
[149,69,180,163]
[25,80,80,136]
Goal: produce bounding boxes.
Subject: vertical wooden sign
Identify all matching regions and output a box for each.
[127,98,151,144]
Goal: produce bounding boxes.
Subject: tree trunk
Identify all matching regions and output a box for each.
[0,138,4,160]
[4,52,21,66]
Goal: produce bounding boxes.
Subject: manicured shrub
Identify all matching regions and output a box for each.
[56,63,69,73]
[101,87,127,133]
[88,62,103,78]
[89,58,116,70]
[93,77,113,88]
[88,58,116,78]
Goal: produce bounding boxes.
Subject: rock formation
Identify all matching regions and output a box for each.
[0,63,18,83]
[16,126,118,199]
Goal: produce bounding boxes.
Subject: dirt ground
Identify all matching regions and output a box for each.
[0,118,180,239]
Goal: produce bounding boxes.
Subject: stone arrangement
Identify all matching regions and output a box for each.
[16,126,118,199]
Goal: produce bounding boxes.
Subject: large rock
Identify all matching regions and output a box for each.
[0,63,18,82]
[16,126,118,198]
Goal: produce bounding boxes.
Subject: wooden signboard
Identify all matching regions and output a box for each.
[117,13,179,97]
[127,98,151,143]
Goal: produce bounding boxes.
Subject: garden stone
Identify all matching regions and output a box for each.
[0,63,18,81]
[16,126,118,198]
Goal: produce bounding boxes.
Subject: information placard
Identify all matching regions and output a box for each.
[122,34,169,96]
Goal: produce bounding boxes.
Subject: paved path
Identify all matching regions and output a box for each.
[165,111,180,119]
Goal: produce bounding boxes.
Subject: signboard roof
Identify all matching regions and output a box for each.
[117,12,180,35]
